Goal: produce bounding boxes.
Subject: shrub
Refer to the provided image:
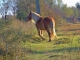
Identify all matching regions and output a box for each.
[17,11,27,20]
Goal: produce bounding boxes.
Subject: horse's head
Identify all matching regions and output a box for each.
[26,11,32,21]
[26,11,42,23]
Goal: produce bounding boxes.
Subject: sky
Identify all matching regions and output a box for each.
[62,0,80,7]
[0,0,80,7]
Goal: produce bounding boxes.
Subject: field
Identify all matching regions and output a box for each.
[0,18,80,60]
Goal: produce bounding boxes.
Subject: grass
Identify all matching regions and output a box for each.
[21,35,80,52]
[20,35,80,60]
[0,18,80,60]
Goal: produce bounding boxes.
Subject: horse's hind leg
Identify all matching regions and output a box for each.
[46,29,52,42]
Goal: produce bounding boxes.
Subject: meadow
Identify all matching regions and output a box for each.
[0,18,80,60]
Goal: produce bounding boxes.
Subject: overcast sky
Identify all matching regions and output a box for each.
[62,0,80,7]
[0,0,80,7]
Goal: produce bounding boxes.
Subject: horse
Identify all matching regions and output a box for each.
[26,11,57,42]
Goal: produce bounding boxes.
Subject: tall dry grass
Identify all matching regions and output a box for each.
[10,18,36,31]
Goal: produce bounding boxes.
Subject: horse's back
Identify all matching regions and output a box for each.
[43,17,55,28]
[43,17,55,23]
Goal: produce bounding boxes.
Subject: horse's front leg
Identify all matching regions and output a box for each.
[40,30,43,37]
[38,30,45,40]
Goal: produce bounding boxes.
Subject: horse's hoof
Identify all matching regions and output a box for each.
[48,40,51,42]
[42,38,46,41]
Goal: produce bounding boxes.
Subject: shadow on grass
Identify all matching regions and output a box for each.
[53,37,72,44]
[22,34,42,43]
[52,47,80,52]
[48,54,63,58]
[30,47,80,54]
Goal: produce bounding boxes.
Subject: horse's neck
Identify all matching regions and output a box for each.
[32,13,41,22]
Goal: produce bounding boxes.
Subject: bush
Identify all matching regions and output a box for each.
[17,11,27,20]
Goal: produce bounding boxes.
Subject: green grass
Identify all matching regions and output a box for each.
[0,19,80,60]
[20,35,80,60]
[21,35,80,52]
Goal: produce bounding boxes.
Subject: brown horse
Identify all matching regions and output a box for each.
[26,11,57,42]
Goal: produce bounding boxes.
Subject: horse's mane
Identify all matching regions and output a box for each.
[31,11,42,17]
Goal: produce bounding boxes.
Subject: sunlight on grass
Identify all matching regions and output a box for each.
[0,19,80,60]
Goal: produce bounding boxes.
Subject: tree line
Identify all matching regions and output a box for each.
[0,0,80,23]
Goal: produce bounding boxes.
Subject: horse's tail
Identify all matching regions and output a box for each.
[49,17,57,37]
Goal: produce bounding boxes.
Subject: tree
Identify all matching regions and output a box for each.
[0,7,4,18]
[16,0,36,20]
[7,0,17,16]
[57,0,63,8]
[17,11,27,20]
[36,0,40,14]
[76,2,80,16]
[62,4,74,17]
[1,0,9,20]
[0,0,17,20]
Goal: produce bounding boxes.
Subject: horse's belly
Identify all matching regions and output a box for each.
[39,25,45,30]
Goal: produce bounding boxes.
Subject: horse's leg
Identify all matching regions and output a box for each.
[50,29,54,40]
[38,30,45,40]
[41,30,46,40]
[39,30,42,37]
[46,29,52,42]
